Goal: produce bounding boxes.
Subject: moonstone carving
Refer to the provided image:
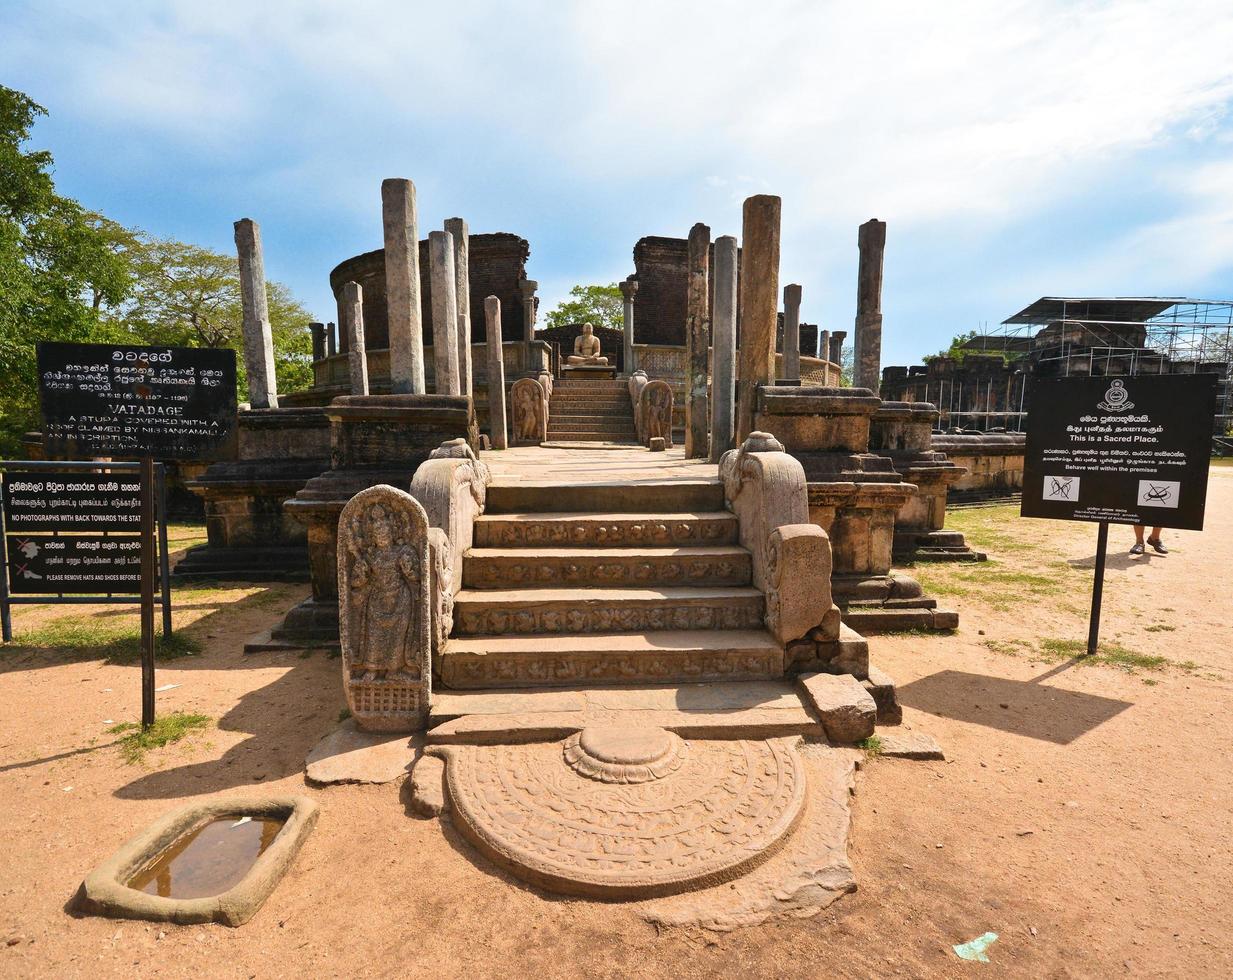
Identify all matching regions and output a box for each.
[511,377,546,445]
[338,485,432,731]
[444,730,806,898]
[640,379,673,448]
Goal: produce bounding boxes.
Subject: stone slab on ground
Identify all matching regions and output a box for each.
[427,681,824,744]
[242,628,339,655]
[878,730,944,760]
[304,720,415,784]
[863,664,903,725]
[642,744,858,931]
[796,672,877,743]
[409,753,448,816]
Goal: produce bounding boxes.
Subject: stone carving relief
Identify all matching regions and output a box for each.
[465,552,745,588]
[337,484,431,731]
[456,599,762,637]
[481,516,730,547]
[511,377,547,445]
[441,649,783,689]
[442,730,806,897]
[640,379,673,448]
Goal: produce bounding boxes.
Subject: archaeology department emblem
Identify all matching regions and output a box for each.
[1097,378,1134,412]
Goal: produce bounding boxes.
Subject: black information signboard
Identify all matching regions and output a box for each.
[2,472,142,532]
[6,534,144,595]
[1021,374,1217,531]
[37,342,237,459]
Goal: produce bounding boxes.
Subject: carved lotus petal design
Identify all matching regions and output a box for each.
[445,732,806,898]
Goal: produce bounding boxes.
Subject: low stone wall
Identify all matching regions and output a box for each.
[931,433,1026,496]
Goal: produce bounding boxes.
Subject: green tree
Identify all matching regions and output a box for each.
[0,86,132,455]
[543,283,623,333]
[120,237,314,399]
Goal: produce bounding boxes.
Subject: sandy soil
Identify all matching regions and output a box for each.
[0,472,1230,978]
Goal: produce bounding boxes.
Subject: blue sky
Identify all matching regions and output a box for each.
[5,0,1233,367]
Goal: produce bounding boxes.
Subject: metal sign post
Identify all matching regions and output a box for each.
[139,455,157,728]
[1086,522,1108,656]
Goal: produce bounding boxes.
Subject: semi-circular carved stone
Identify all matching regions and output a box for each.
[563,726,688,784]
[445,733,806,898]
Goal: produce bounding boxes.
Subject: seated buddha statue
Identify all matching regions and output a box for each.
[567,323,609,365]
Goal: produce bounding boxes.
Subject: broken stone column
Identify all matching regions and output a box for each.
[429,230,461,397]
[620,277,638,374]
[736,195,782,444]
[444,217,472,401]
[520,279,538,343]
[310,322,326,363]
[485,296,508,449]
[829,330,846,366]
[342,282,369,396]
[327,323,337,358]
[233,218,279,409]
[853,219,886,395]
[709,235,738,464]
[782,283,802,383]
[685,222,711,458]
[382,178,426,395]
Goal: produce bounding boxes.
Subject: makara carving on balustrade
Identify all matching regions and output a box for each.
[338,484,432,731]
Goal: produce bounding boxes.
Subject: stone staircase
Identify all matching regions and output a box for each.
[441,479,785,689]
[546,377,638,443]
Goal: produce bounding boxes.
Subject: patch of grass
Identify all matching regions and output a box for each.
[338,707,352,722]
[1144,624,1176,633]
[982,638,1035,657]
[12,618,201,664]
[1037,636,1195,674]
[108,712,211,764]
[857,734,883,758]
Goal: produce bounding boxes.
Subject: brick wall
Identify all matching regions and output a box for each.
[328,232,530,354]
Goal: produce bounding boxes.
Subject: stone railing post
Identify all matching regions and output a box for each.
[685,222,711,458]
[709,235,738,463]
[736,196,781,443]
[382,178,426,394]
[233,218,278,409]
[484,296,508,449]
[342,281,369,396]
[620,277,638,375]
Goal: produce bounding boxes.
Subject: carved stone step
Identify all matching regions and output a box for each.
[486,480,725,514]
[453,586,765,635]
[440,629,784,688]
[473,511,738,548]
[548,410,635,421]
[547,420,637,431]
[550,394,630,404]
[545,433,640,443]
[462,545,752,589]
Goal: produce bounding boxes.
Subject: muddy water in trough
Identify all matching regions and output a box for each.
[128,817,284,899]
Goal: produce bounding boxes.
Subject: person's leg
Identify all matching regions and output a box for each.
[1134,525,1146,544]
[1147,526,1167,553]
[1131,525,1146,555]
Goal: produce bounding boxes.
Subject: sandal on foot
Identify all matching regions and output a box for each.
[1147,538,1168,554]
[1129,543,1145,555]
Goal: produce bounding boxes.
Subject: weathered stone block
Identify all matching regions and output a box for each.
[796,672,876,743]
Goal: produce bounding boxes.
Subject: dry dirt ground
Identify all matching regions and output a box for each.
[1,470,1231,978]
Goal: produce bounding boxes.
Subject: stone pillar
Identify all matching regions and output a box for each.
[485,296,508,449]
[685,222,711,458]
[429,230,461,396]
[782,283,802,382]
[444,217,472,401]
[735,195,781,444]
[327,322,337,357]
[233,218,278,409]
[382,178,426,394]
[829,330,846,366]
[519,279,538,343]
[310,322,326,363]
[853,219,886,394]
[620,277,638,375]
[342,282,369,396]
[818,329,831,363]
[709,235,738,463]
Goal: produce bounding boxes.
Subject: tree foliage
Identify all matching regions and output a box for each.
[543,283,623,334]
[0,85,315,454]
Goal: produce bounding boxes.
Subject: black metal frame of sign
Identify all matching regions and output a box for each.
[1020,374,1217,656]
[0,461,172,642]
[34,341,237,729]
